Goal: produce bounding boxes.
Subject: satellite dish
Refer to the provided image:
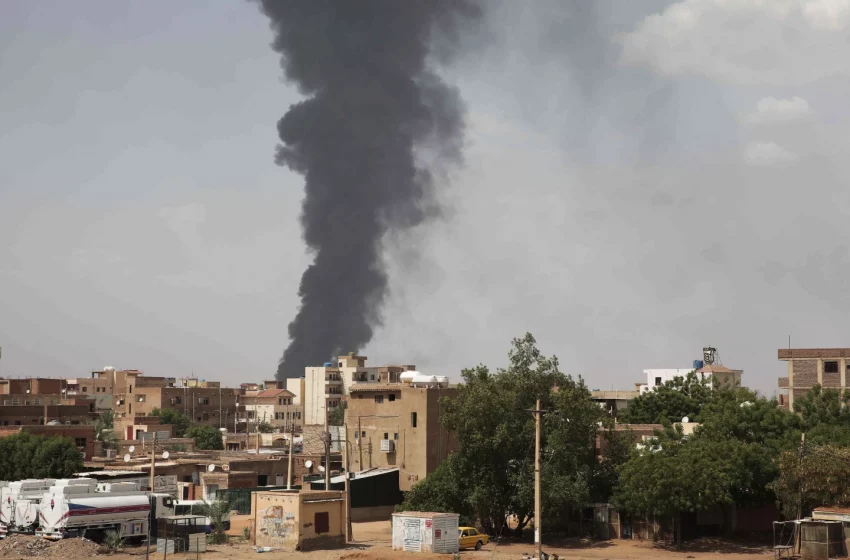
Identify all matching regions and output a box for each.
[128,446,135,453]
[305,460,313,469]
[222,464,230,472]
[123,454,131,463]
[682,416,690,423]
[318,465,325,473]
[162,451,170,459]
[207,464,215,472]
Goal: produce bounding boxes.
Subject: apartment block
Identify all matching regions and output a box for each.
[778,348,850,408]
[0,378,64,395]
[243,388,303,432]
[345,383,457,491]
[303,355,417,425]
[0,404,93,426]
[114,383,241,430]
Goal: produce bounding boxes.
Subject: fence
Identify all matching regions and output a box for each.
[219,486,301,515]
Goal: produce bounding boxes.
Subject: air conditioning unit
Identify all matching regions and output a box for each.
[380,439,395,453]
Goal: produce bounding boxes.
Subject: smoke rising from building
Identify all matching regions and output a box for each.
[255,0,480,379]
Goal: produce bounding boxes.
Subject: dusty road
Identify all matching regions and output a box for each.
[0,521,773,560]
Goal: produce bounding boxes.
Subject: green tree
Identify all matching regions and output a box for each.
[771,444,850,519]
[186,424,224,450]
[433,333,603,535]
[328,400,346,426]
[151,408,191,438]
[94,409,117,455]
[0,433,83,480]
[195,498,230,544]
[398,453,469,523]
[256,422,275,434]
[793,385,850,430]
[618,371,713,424]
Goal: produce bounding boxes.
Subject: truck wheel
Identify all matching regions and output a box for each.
[476,540,483,550]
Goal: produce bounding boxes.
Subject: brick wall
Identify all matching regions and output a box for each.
[823,372,841,387]
[793,360,818,387]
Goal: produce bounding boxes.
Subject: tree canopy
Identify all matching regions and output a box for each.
[618,371,713,425]
[185,424,224,450]
[328,400,346,426]
[0,433,84,480]
[151,408,191,438]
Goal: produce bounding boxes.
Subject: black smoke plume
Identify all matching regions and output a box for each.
[255,1,480,379]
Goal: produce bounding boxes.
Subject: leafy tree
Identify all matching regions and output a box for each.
[398,453,469,523]
[328,400,346,426]
[0,433,83,480]
[618,371,713,424]
[771,444,850,519]
[590,427,635,503]
[256,422,275,434]
[94,409,117,455]
[434,333,604,535]
[195,498,230,544]
[151,408,191,438]
[186,425,224,450]
[793,385,850,430]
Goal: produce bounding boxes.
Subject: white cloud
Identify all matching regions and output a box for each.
[745,96,812,124]
[744,141,799,165]
[621,0,850,86]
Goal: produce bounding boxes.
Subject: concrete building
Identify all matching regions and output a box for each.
[638,347,742,394]
[591,390,638,418]
[345,383,457,491]
[778,348,850,409]
[303,354,417,425]
[0,403,93,426]
[243,388,303,432]
[114,383,240,430]
[251,490,346,551]
[0,378,65,395]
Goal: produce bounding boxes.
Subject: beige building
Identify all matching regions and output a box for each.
[778,347,850,409]
[302,354,417,425]
[244,388,303,432]
[114,382,240,430]
[251,490,346,551]
[345,383,457,491]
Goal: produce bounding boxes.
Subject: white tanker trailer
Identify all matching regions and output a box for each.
[14,479,97,534]
[0,480,55,536]
[36,491,174,541]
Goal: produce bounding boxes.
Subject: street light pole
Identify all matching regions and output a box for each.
[532,399,543,560]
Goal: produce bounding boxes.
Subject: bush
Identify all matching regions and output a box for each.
[103,529,124,552]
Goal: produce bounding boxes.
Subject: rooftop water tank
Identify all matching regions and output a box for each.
[435,376,449,388]
[400,371,418,384]
[412,374,438,388]
[323,362,333,367]
[693,360,704,370]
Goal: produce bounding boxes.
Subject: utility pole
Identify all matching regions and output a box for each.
[323,416,331,490]
[531,399,543,560]
[357,417,362,469]
[149,431,157,493]
[343,423,351,543]
[797,432,806,520]
[286,421,294,490]
[219,385,222,430]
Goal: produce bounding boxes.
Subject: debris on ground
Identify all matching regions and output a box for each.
[0,535,100,558]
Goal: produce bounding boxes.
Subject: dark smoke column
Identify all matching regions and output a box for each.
[255,1,479,379]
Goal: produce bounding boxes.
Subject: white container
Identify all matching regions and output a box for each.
[411,374,438,388]
[399,371,419,384]
[435,376,449,388]
[392,511,459,554]
[37,492,151,539]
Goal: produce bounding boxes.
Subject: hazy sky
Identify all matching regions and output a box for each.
[3,0,850,395]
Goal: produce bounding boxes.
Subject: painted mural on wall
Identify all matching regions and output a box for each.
[258,504,297,549]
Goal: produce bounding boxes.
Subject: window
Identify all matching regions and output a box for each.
[11,398,18,405]
[383,433,389,440]
[394,433,398,440]
[175,396,182,404]
[82,387,88,393]
[411,412,417,428]
[389,394,396,402]
[825,361,839,373]
[128,403,132,414]
[74,437,86,449]
[315,512,329,534]
[469,529,478,536]
[654,377,662,386]
[370,374,375,381]
[49,400,55,406]
[361,431,366,438]
[33,398,40,405]
[129,385,132,393]
[375,395,384,404]
[198,397,209,405]
[297,411,301,419]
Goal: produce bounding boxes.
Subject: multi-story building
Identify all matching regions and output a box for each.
[778,347,850,409]
[590,390,639,418]
[0,378,65,395]
[637,347,742,394]
[113,381,241,430]
[0,403,93,426]
[345,382,457,491]
[302,355,417,425]
[243,388,303,432]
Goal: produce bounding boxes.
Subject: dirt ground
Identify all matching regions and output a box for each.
[0,521,774,560]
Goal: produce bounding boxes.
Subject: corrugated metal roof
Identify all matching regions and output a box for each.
[326,467,398,484]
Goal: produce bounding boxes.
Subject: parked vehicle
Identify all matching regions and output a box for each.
[458,526,488,550]
[173,499,230,533]
[36,491,174,541]
[0,480,56,536]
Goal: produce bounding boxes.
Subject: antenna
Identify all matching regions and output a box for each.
[123,454,131,463]
[207,464,215,472]
[128,446,135,453]
[162,451,170,460]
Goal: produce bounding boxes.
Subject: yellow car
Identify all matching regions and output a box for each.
[458,527,488,550]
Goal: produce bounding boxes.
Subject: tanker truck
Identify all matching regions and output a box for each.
[36,490,174,541]
[14,479,96,534]
[0,480,55,537]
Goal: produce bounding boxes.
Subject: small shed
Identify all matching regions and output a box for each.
[392,511,459,554]
[251,490,346,552]
[800,519,844,559]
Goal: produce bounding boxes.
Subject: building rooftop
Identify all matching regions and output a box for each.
[779,348,850,359]
[326,467,398,484]
[253,389,294,399]
[697,364,735,374]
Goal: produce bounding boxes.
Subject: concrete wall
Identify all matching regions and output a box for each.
[252,490,345,551]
